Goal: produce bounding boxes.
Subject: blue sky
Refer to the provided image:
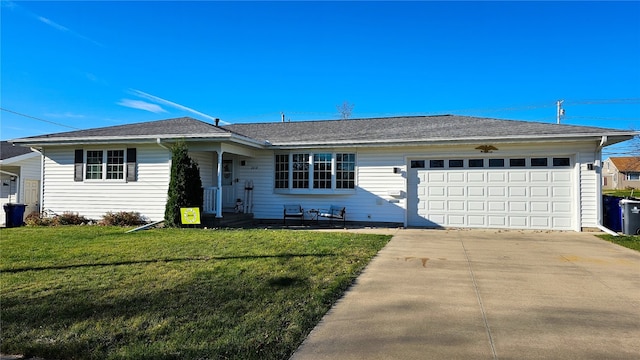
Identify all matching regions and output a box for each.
[1,1,639,157]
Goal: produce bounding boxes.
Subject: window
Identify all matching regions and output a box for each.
[292,153,309,189]
[488,159,505,168]
[86,150,103,179]
[628,173,640,181]
[411,160,425,168]
[275,152,356,191]
[75,148,136,182]
[313,153,332,189]
[106,150,125,179]
[469,159,484,168]
[553,157,571,167]
[275,154,289,188]
[336,153,355,189]
[531,158,548,167]
[510,158,526,167]
[449,159,464,168]
[430,160,444,168]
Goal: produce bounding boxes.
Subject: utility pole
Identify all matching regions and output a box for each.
[556,100,565,124]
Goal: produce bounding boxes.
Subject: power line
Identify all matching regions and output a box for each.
[1,107,80,130]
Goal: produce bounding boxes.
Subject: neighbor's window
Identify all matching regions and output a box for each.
[275,152,356,191]
[628,173,640,181]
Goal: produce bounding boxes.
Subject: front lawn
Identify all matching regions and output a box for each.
[0,227,390,360]
[597,234,640,252]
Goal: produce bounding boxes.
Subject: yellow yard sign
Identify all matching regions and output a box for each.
[180,207,201,225]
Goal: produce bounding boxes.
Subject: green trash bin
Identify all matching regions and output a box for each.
[3,203,27,228]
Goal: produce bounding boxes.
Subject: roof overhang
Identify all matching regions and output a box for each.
[0,151,41,165]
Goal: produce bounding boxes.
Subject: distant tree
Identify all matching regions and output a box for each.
[164,140,203,227]
[336,101,355,119]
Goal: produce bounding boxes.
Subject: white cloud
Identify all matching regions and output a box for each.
[37,16,69,32]
[129,89,228,125]
[117,99,167,114]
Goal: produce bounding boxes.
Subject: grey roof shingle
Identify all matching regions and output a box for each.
[11,115,634,147]
[223,115,633,145]
[14,117,230,141]
[1,141,35,160]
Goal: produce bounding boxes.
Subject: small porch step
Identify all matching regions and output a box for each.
[202,212,254,228]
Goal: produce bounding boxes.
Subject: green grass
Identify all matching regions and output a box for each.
[0,226,391,360]
[597,234,640,252]
[603,189,639,198]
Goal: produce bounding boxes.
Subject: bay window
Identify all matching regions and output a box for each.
[275,152,356,191]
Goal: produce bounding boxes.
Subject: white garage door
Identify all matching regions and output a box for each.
[407,157,575,230]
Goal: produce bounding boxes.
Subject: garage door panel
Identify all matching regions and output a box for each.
[468,187,485,196]
[509,172,527,182]
[531,217,550,228]
[429,201,445,210]
[509,202,527,212]
[448,200,465,211]
[530,202,549,212]
[447,215,465,226]
[509,217,528,227]
[468,201,485,211]
[448,187,465,196]
[488,187,505,196]
[553,172,571,182]
[531,172,550,182]
[530,187,549,197]
[488,172,506,182]
[448,172,465,182]
[553,187,571,197]
[428,172,445,182]
[429,187,445,196]
[488,216,506,226]
[468,173,485,182]
[509,186,527,196]
[488,201,506,211]
[469,215,486,226]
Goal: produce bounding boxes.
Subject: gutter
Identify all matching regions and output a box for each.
[156,138,170,150]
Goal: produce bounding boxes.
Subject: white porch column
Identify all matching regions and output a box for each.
[216,151,224,218]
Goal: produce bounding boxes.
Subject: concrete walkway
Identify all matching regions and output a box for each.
[290,229,640,360]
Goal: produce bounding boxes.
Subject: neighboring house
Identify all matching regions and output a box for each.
[602,157,640,190]
[10,115,635,232]
[0,141,42,225]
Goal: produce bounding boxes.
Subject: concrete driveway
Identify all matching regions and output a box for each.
[290,229,640,360]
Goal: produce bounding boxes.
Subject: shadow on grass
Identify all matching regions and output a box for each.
[1,253,337,273]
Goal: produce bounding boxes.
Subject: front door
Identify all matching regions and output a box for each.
[24,179,40,217]
[222,160,235,210]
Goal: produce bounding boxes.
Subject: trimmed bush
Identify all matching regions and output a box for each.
[100,211,146,226]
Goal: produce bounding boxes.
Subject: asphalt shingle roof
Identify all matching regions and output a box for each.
[11,115,634,147]
[223,115,632,145]
[610,157,640,172]
[1,141,35,160]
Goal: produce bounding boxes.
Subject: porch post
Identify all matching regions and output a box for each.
[216,151,224,218]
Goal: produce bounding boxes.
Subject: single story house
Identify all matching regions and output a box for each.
[10,115,635,231]
[602,157,640,190]
[0,141,42,225]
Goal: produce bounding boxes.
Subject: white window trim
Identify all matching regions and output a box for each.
[83,149,127,182]
[274,152,357,194]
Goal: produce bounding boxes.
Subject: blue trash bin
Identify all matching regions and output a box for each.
[3,203,27,228]
[602,195,623,232]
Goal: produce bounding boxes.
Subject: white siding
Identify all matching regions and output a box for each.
[42,145,171,221]
[0,154,41,225]
[189,151,215,187]
[578,150,600,228]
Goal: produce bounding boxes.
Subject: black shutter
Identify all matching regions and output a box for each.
[126,148,137,182]
[74,149,83,182]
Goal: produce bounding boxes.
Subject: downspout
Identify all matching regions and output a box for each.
[216,151,224,218]
[0,170,19,203]
[595,136,619,236]
[31,147,45,215]
[156,138,170,150]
